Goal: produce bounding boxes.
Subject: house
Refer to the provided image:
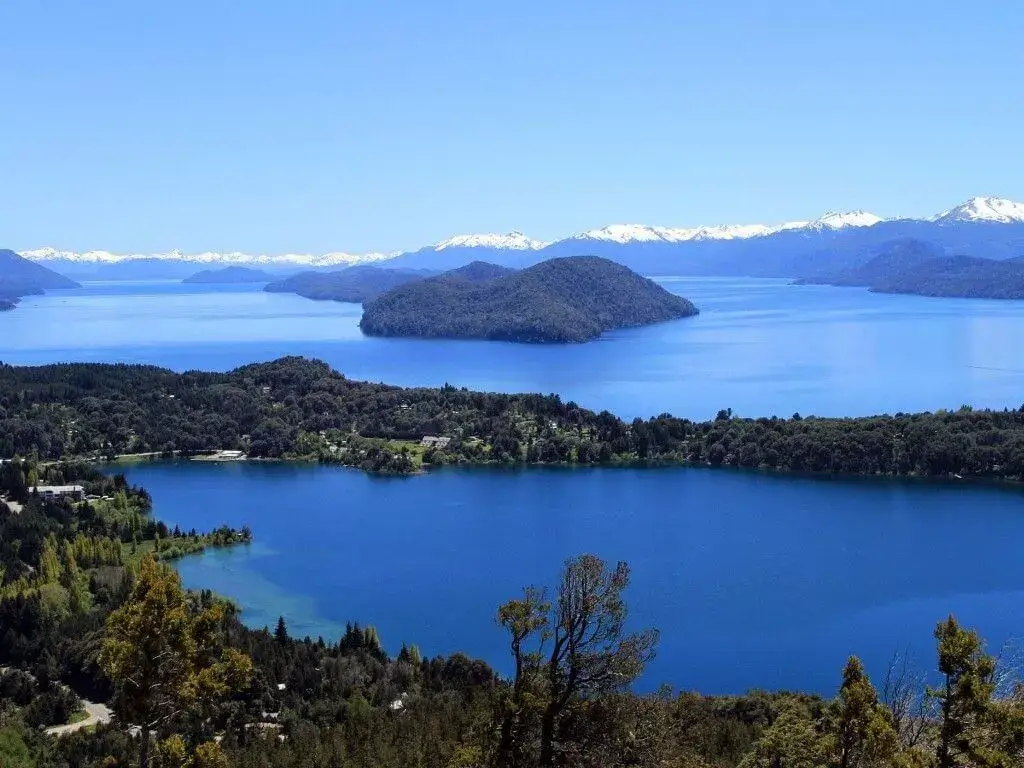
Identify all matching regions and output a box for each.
[419,436,451,449]
[34,485,85,501]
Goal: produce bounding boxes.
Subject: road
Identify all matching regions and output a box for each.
[45,699,113,737]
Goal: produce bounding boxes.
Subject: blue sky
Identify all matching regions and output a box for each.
[2,1,1022,254]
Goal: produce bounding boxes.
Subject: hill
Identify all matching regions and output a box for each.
[872,254,1024,299]
[183,266,274,284]
[796,239,945,286]
[797,240,1024,299]
[264,265,434,303]
[360,256,699,343]
[0,249,79,309]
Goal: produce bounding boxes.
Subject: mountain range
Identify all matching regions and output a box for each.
[12,197,1024,280]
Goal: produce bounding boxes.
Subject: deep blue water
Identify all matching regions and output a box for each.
[2,278,1024,419]
[6,278,1024,694]
[122,460,1024,696]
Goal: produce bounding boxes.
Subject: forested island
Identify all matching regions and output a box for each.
[800,239,1024,299]
[2,356,1023,479]
[182,266,274,284]
[360,256,698,342]
[1,455,1020,767]
[264,265,433,303]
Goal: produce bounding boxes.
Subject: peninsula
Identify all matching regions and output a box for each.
[183,266,275,284]
[0,357,1018,480]
[264,265,433,303]
[800,239,1024,299]
[359,255,699,342]
[0,248,79,309]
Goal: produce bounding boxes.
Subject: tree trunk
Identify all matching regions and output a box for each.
[538,706,557,768]
[496,707,517,768]
[140,731,151,768]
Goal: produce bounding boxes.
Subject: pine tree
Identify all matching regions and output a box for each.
[931,615,1002,768]
[275,615,289,645]
[824,656,902,768]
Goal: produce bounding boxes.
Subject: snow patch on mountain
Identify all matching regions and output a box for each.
[434,231,547,250]
[570,211,881,245]
[933,197,1024,224]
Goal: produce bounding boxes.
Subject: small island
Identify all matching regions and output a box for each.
[182,266,275,284]
[359,255,700,343]
[264,265,433,303]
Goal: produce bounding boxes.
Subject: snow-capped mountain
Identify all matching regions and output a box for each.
[14,197,1024,280]
[569,211,882,245]
[932,197,1024,225]
[434,231,547,251]
[21,247,394,268]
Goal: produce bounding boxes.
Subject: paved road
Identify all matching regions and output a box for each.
[45,699,113,737]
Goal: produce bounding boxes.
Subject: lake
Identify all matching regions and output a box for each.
[121,460,1024,696]
[6,277,1024,694]
[2,278,1024,419]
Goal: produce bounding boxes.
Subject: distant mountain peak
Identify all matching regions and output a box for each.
[933,197,1024,224]
[434,231,547,250]
[808,210,884,230]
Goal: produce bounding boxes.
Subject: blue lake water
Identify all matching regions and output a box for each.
[1,278,1024,419]
[122,460,1024,695]
[5,278,1024,693]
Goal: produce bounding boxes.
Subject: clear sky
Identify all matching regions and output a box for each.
[2,1,1022,254]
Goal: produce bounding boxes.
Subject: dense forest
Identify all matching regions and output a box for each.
[182,267,274,284]
[2,466,1023,767]
[359,256,699,343]
[800,239,1024,299]
[872,255,1024,299]
[2,357,1024,481]
[264,266,433,303]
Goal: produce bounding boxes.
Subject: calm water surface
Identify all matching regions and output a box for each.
[122,460,1024,695]
[2,278,1024,419]
[8,278,1024,693]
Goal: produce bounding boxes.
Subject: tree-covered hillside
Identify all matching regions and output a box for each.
[264,266,433,303]
[2,357,1024,480]
[360,256,699,342]
[797,239,1024,299]
[871,254,1024,299]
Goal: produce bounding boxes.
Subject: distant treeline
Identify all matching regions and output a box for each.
[1,357,1023,480]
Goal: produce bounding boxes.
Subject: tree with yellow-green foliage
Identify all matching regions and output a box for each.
[822,657,908,768]
[738,702,825,768]
[101,554,252,768]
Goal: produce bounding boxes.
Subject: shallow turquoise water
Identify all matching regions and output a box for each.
[8,277,1024,693]
[121,460,1024,695]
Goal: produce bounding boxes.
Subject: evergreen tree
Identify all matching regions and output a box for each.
[824,656,902,768]
[275,615,289,645]
[931,615,1002,768]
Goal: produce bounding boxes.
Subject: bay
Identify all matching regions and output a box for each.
[7,276,1024,694]
[121,460,1024,695]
